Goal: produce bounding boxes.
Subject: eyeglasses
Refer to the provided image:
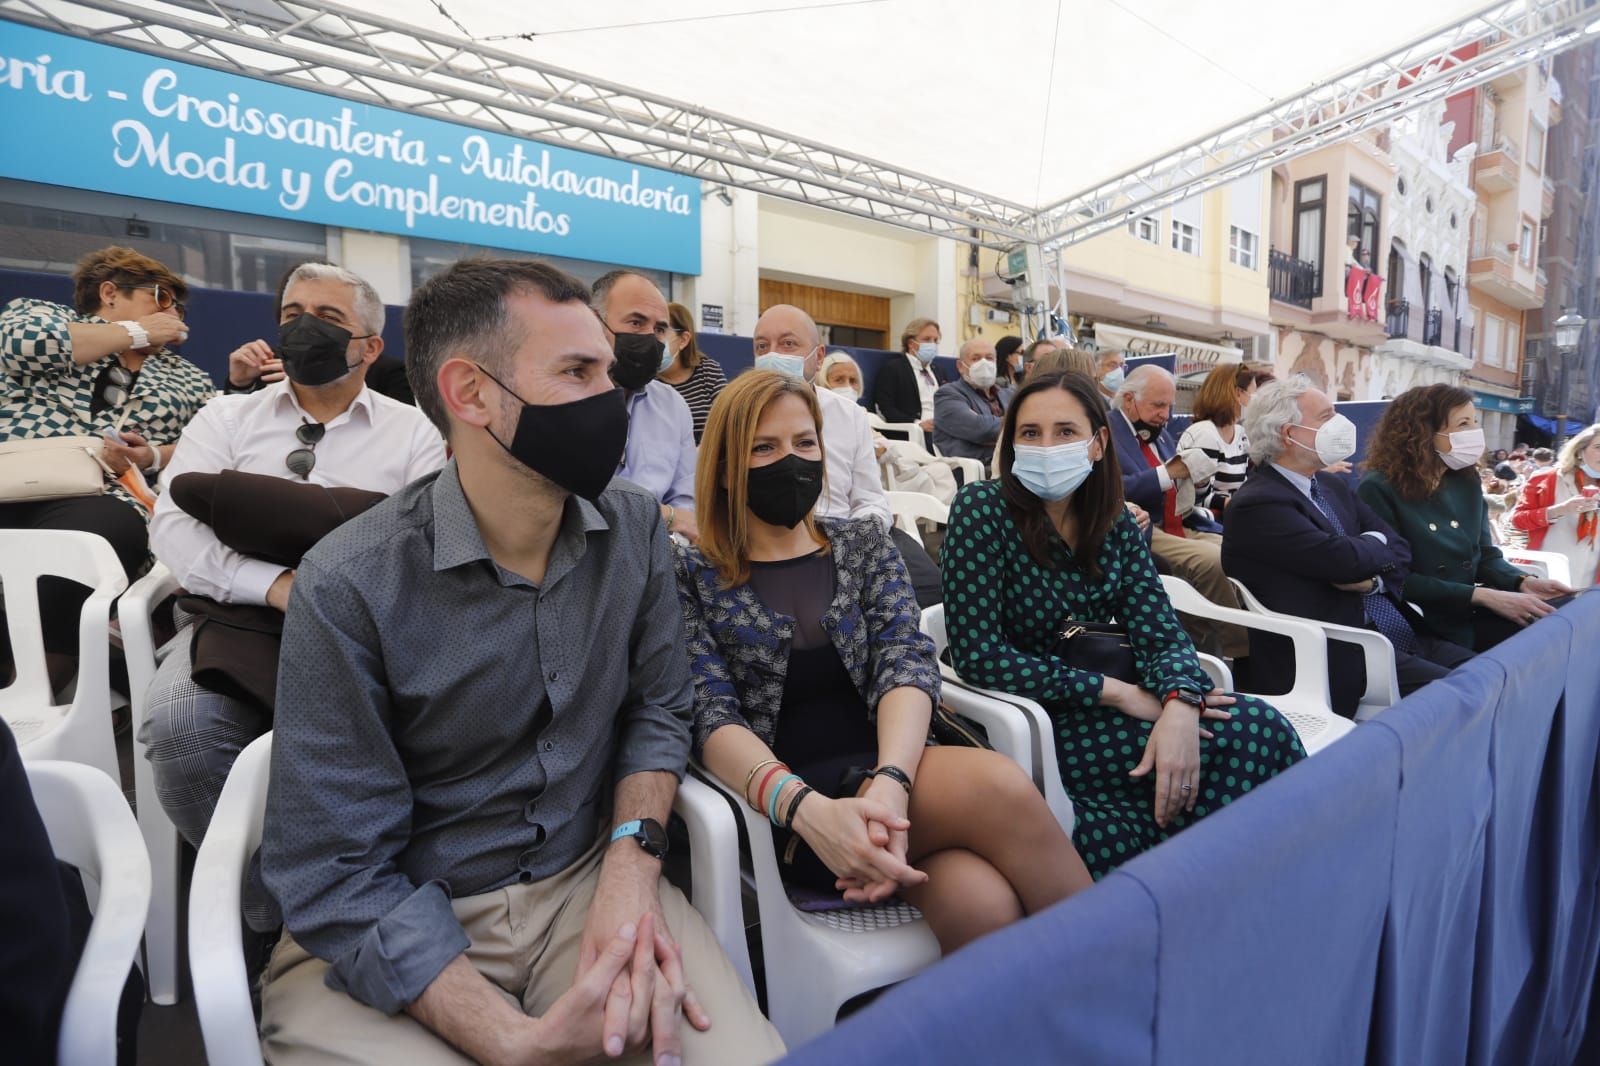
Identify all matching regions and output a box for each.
[125,283,186,320]
[285,421,326,480]
[100,364,135,409]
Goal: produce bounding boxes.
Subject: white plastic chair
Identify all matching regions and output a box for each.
[697,769,940,1048]
[189,733,268,1066]
[190,737,756,1066]
[1229,578,1400,723]
[1504,548,1573,587]
[940,455,988,485]
[921,604,1232,833]
[887,490,950,550]
[119,562,185,1005]
[1160,575,1354,754]
[28,760,153,1066]
[867,411,925,443]
[1,530,128,786]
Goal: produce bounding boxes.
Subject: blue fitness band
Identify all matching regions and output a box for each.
[609,819,642,843]
[766,773,800,826]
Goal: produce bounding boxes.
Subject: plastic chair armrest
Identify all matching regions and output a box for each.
[674,771,755,995]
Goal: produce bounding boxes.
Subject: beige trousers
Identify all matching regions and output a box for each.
[1150,528,1250,660]
[259,840,784,1065]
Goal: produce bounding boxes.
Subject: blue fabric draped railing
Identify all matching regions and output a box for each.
[782,592,1600,1066]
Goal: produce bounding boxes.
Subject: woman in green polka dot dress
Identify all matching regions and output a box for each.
[941,372,1305,878]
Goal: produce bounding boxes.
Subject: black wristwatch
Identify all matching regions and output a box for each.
[609,817,669,859]
[1162,688,1207,711]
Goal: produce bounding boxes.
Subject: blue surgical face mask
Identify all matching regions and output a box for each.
[755,351,808,380]
[1012,440,1096,501]
[916,342,939,365]
[1100,367,1125,393]
[658,339,675,374]
[1582,461,1600,479]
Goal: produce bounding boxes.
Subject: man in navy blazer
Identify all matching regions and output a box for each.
[1110,365,1245,658]
[933,338,1012,460]
[1223,378,1472,716]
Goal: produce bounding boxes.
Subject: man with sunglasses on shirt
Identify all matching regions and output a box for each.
[142,261,445,848]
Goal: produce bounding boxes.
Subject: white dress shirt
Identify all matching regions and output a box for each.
[150,380,447,605]
[907,352,938,422]
[815,385,892,528]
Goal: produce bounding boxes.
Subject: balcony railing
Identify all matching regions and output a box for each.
[1386,298,1410,339]
[1269,248,1318,308]
[1424,307,1444,346]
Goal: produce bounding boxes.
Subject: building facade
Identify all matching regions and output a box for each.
[1447,48,1558,450]
[1527,39,1599,442]
[1264,134,1394,401]
[1368,100,1477,399]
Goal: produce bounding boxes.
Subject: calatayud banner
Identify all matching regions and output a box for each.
[0,22,702,274]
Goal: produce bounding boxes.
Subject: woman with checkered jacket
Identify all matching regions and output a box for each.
[1,246,214,681]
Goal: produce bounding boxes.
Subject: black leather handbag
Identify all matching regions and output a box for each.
[1051,621,1139,684]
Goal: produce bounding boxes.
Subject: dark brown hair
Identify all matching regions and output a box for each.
[998,372,1124,576]
[668,301,703,371]
[1363,383,1475,501]
[402,257,592,435]
[72,246,187,316]
[1192,363,1243,427]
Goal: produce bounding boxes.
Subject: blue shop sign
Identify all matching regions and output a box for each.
[1472,391,1534,414]
[0,23,700,274]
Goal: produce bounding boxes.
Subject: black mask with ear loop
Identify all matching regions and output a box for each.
[277,314,373,387]
[745,454,824,529]
[477,366,630,501]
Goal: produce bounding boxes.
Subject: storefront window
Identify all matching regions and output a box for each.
[409,237,670,296]
[0,181,325,292]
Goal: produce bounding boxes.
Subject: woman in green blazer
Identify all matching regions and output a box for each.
[1357,384,1572,651]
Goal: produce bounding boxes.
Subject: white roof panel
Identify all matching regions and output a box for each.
[375,0,1494,208]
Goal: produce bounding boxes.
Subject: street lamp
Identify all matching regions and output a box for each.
[1553,309,1586,449]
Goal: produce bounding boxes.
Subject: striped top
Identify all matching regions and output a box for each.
[665,356,727,443]
[1177,419,1250,510]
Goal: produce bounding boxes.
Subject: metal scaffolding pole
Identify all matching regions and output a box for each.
[0,0,1596,253]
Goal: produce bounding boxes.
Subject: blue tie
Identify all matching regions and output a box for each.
[1308,478,1418,654]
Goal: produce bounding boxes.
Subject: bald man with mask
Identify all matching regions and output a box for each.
[752,304,943,606]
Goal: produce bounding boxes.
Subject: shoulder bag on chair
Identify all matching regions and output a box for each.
[1053,620,1139,685]
[0,435,111,503]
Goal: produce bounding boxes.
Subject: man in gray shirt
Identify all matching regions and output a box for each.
[259,258,782,1065]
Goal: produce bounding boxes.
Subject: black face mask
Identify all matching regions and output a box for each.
[1131,417,1163,443]
[610,331,666,392]
[746,454,824,529]
[478,367,629,501]
[278,314,368,387]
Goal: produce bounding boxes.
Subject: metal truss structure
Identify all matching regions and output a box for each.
[0,0,1596,252]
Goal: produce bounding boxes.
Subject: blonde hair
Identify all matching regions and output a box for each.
[695,370,829,586]
[899,317,940,354]
[1558,423,1600,475]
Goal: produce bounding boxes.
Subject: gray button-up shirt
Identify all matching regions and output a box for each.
[260,461,693,1015]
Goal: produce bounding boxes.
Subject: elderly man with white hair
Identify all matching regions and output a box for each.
[143,261,447,846]
[1108,363,1246,659]
[933,337,1012,460]
[754,305,944,605]
[1223,377,1472,714]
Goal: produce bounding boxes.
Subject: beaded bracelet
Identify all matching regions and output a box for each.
[766,773,801,826]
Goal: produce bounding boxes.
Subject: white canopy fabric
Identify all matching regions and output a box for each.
[373,0,1493,210]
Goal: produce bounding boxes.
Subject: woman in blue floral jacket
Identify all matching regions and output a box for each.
[675,369,1090,954]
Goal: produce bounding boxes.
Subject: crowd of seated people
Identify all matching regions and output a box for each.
[7,244,1592,1063]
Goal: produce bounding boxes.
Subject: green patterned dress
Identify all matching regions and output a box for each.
[941,480,1305,878]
